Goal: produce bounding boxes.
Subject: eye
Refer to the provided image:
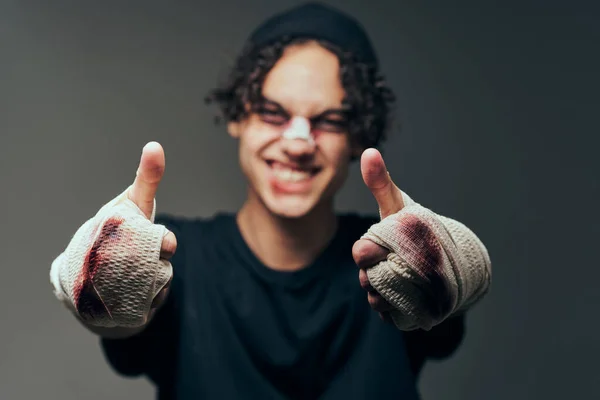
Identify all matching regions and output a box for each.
[256,106,288,126]
[313,118,348,133]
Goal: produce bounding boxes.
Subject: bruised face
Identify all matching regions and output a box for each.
[228,41,362,219]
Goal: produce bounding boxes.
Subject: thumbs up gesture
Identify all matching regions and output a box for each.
[50,141,177,329]
[123,142,177,313]
[353,148,492,330]
[128,142,177,262]
[352,149,405,321]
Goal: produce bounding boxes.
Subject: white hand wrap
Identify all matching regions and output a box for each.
[49,187,172,328]
[362,193,492,331]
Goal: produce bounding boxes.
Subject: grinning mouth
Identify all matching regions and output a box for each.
[266,160,321,183]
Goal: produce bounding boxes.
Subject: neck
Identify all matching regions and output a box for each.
[236,191,338,272]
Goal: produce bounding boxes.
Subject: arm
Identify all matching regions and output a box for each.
[404,313,466,377]
[99,278,179,378]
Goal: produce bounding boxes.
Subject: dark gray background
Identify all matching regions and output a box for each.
[1,0,598,399]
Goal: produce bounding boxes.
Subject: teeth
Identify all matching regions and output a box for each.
[290,170,310,182]
[273,166,312,182]
[281,169,292,181]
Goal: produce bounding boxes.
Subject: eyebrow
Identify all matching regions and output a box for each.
[259,96,349,120]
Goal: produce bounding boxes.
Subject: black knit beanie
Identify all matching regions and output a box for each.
[247,2,378,67]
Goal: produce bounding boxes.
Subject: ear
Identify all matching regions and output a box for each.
[227,121,241,138]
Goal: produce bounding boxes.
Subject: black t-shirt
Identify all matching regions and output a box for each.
[101,213,465,400]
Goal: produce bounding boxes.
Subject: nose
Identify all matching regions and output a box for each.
[281,138,316,160]
[280,117,316,159]
[282,117,313,143]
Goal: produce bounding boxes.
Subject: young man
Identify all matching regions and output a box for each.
[50,3,491,399]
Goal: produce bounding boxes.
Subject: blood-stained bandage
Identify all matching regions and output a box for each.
[281,116,314,144]
[361,193,492,331]
[49,187,172,328]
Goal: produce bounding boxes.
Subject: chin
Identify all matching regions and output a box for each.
[260,178,342,220]
[263,195,320,219]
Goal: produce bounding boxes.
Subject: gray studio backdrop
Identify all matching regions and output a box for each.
[1,1,598,399]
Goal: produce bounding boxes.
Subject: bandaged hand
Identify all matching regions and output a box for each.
[352,149,491,331]
[50,142,177,328]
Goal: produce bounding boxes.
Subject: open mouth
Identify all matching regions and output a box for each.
[266,160,321,183]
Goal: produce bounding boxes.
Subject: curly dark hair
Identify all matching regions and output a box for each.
[205,36,396,153]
